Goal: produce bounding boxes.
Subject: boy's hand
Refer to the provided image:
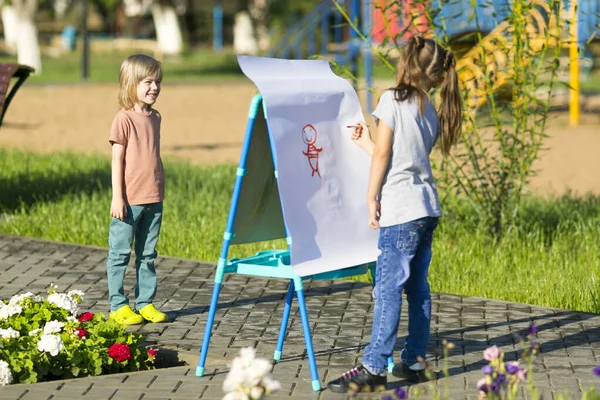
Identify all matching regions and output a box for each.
[110,198,127,221]
[367,199,381,229]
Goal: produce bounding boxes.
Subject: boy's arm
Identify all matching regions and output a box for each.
[110,143,126,220]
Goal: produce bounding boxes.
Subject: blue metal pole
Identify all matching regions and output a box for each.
[321,8,329,55]
[294,277,321,391]
[350,0,360,85]
[213,2,223,52]
[308,20,316,56]
[196,94,263,377]
[362,0,373,113]
[334,4,343,56]
[274,280,295,361]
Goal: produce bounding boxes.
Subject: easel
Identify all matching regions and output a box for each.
[195,94,374,391]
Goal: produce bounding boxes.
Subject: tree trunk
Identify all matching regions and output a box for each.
[182,0,197,47]
[248,0,269,52]
[151,2,182,56]
[1,5,18,53]
[233,11,257,55]
[93,0,113,36]
[13,0,41,73]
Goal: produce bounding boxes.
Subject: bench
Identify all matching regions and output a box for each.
[0,63,35,128]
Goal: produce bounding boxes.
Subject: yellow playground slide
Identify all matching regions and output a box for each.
[456,0,570,111]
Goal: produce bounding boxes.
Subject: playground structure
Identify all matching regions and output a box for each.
[262,0,600,122]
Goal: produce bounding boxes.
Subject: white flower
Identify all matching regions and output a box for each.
[67,290,85,303]
[239,347,256,367]
[222,392,249,400]
[249,386,264,400]
[222,347,280,398]
[43,320,64,335]
[8,292,35,306]
[48,283,59,294]
[223,365,247,392]
[262,376,281,393]
[0,360,13,386]
[28,329,42,337]
[0,328,20,340]
[0,304,22,320]
[66,316,77,322]
[246,358,271,386]
[47,293,79,316]
[37,334,63,356]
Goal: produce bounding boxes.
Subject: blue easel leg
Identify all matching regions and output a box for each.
[294,279,321,391]
[370,263,395,373]
[274,280,295,361]
[196,281,222,377]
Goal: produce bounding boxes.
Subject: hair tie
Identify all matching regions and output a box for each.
[444,51,455,70]
[415,36,425,50]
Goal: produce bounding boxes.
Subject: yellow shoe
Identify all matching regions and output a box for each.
[109,305,143,326]
[138,304,168,323]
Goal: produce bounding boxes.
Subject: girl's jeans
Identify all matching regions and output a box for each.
[107,202,163,312]
[363,216,439,374]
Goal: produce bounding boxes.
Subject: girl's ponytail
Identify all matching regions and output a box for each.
[438,51,462,156]
[395,35,428,113]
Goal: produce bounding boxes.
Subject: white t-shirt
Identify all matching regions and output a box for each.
[371,89,442,227]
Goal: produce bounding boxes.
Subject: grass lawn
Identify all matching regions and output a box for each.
[0,47,246,84]
[0,149,598,314]
[3,45,599,96]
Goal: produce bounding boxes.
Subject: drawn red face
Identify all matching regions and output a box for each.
[302,124,317,144]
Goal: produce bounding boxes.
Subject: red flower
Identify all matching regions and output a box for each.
[107,343,131,362]
[78,312,94,322]
[148,349,157,357]
[75,328,87,338]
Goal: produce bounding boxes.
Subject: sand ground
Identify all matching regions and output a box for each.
[1,82,598,196]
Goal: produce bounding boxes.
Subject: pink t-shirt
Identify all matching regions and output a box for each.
[109,109,165,206]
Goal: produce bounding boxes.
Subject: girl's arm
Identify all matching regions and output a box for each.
[110,143,127,221]
[366,120,393,229]
[351,122,375,156]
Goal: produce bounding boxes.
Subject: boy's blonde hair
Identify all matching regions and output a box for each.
[118,54,163,110]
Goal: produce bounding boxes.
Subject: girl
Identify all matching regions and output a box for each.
[327,35,462,393]
[106,54,168,326]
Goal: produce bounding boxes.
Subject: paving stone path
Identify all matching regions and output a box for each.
[0,235,598,399]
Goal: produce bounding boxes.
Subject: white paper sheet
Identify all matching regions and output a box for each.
[237,55,380,277]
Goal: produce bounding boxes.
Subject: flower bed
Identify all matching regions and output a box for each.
[0,285,155,385]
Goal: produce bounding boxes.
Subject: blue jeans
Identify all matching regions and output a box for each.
[362,216,439,374]
[107,202,163,311]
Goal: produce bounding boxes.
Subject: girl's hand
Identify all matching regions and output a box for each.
[351,122,373,148]
[110,198,127,221]
[367,199,381,229]
[350,122,375,156]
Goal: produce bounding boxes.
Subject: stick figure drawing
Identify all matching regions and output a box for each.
[301,124,323,178]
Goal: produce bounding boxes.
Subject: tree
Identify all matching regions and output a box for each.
[123,0,183,55]
[0,3,17,54]
[233,0,269,55]
[9,0,42,73]
[150,0,183,55]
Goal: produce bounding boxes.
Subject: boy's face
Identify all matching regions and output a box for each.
[136,75,161,109]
